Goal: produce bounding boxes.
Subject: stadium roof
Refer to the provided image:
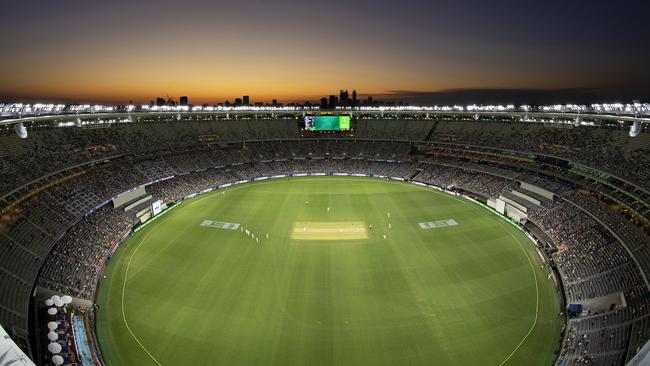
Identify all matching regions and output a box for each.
[0,325,34,366]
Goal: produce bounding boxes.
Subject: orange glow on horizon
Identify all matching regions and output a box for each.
[0,35,589,104]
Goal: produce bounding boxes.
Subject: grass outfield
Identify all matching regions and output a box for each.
[96,177,563,365]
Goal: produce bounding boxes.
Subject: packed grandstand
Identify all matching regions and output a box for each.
[0,107,649,365]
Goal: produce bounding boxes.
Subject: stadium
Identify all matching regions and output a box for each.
[0,104,648,366]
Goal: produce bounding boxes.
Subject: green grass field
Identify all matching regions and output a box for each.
[96,177,563,365]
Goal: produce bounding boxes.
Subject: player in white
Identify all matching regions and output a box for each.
[327,207,330,213]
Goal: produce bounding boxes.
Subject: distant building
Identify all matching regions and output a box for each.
[234,98,243,106]
[320,97,328,109]
[329,95,338,108]
[339,90,349,107]
[243,95,250,106]
[272,99,278,107]
[352,90,357,107]
[156,97,166,107]
[179,96,188,106]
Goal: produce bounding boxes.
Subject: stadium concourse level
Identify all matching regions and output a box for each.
[0,116,647,365]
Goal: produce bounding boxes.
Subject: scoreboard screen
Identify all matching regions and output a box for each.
[304,115,350,131]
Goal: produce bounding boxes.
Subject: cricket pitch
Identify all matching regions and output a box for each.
[291,221,368,240]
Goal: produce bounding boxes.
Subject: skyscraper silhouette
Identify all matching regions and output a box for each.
[329,95,338,109]
[340,90,349,107]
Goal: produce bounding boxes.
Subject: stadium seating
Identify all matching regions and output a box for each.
[0,117,648,366]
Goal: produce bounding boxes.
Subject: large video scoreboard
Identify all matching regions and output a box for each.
[304,115,350,131]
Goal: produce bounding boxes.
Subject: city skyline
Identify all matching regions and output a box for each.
[4,86,649,107]
[127,89,405,109]
[1,0,649,105]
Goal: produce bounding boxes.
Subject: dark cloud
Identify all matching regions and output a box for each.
[376,86,650,105]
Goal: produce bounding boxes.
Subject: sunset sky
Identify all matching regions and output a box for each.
[0,0,648,104]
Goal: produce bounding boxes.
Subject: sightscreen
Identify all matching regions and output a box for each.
[151,199,162,216]
[304,115,350,131]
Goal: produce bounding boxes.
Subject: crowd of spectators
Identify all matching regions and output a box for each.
[0,119,647,364]
[37,206,136,299]
[415,163,515,197]
[2,117,646,196]
[528,201,650,364]
[429,120,650,191]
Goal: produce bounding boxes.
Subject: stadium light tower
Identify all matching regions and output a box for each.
[629,121,641,137]
[14,122,27,138]
[521,105,530,122]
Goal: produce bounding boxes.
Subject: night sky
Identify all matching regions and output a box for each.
[0,0,648,105]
